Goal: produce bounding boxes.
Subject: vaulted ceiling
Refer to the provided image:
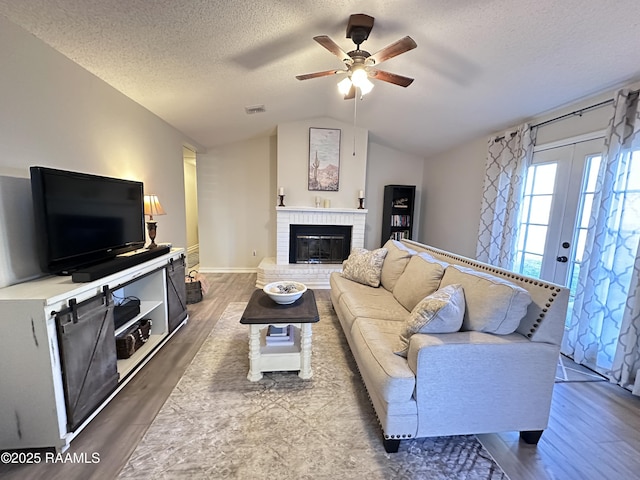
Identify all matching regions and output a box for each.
[2,0,640,157]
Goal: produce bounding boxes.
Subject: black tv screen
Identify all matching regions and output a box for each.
[30,166,145,274]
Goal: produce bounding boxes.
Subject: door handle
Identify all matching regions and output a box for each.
[556,256,568,263]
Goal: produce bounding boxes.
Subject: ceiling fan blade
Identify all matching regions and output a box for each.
[344,84,356,100]
[296,69,341,81]
[368,36,417,65]
[313,35,352,63]
[369,69,415,87]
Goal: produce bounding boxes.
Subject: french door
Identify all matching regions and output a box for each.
[513,137,604,318]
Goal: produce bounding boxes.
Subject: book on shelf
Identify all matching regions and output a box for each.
[266,324,295,345]
[267,325,288,336]
[391,230,410,241]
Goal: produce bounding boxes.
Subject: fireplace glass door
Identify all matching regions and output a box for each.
[289,225,352,264]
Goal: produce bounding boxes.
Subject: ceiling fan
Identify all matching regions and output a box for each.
[296,14,417,99]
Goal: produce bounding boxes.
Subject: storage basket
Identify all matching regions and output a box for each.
[186,270,203,304]
[116,318,152,359]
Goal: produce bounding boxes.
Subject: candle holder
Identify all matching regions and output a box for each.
[278,194,285,207]
[358,197,365,209]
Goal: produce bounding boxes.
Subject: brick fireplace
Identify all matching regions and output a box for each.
[256,206,367,288]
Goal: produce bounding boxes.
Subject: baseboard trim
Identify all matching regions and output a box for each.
[198,267,258,274]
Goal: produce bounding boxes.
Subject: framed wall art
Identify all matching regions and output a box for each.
[308,127,341,191]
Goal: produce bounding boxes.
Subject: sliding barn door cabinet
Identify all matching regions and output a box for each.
[0,249,187,452]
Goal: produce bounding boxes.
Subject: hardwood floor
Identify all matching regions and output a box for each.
[2,273,639,479]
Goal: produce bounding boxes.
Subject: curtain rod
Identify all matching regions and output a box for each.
[531,98,614,130]
[532,88,640,130]
[494,88,640,142]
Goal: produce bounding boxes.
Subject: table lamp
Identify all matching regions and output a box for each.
[143,194,166,249]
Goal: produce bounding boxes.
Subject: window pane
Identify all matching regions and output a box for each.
[628,152,640,190]
[525,167,535,195]
[521,196,531,223]
[580,194,594,228]
[525,225,547,254]
[522,253,543,278]
[620,193,640,231]
[514,251,523,271]
[517,225,526,250]
[585,156,601,192]
[532,164,557,195]
[529,195,553,224]
[568,262,581,294]
[575,229,588,262]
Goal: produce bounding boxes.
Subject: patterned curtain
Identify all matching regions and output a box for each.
[562,89,640,395]
[476,123,535,269]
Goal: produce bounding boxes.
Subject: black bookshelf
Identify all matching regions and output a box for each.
[381,185,416,246]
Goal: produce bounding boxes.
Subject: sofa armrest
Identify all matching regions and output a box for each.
[406,331,560,437]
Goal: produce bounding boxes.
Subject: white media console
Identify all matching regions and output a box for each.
[0,248,187,452]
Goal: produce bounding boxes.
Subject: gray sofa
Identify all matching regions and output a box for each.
[330,239,569,453]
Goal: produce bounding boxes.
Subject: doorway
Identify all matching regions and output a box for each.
[183,147,199,270]
[513,137,604,319]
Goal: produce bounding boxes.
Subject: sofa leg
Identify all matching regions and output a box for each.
[383,437,401,453]
[519,430,544,444]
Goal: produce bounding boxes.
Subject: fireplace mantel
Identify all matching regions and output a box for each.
[276,206,368,214]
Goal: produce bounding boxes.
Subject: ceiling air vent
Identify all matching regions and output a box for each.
[245,104,266,115]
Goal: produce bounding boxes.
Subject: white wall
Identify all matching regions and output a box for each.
[421,138,487,257]
[0,16,199,288]
[197,135,277,271]
[277,118,368,209]
[366,142,425,249]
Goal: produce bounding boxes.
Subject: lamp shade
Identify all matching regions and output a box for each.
[144,194,166,220]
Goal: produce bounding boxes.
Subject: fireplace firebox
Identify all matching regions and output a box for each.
[289,225,352,264]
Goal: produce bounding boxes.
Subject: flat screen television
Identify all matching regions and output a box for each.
[30,166,146,274]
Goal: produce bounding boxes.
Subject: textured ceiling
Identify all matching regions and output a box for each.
[2,0,640,157]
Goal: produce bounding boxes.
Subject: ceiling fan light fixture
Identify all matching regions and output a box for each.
[338,77,352,95]
[358,77,374,95]
[351,68,368,87]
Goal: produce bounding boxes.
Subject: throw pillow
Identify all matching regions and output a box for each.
[380,240,416,292]
[392,253,448,311]
[439,264,532,335]
[395,284,465,357]
[341,247,388,287]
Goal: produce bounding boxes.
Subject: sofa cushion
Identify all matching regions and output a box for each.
[342,247,388,287]
[338,286,409,332]
[350,318,417,404]
[440,265,531,334]
[392,253,448,311]
[395,284,466,357]
[380,240,415,292]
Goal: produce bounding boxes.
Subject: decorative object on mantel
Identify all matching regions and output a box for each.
[308,127,340,191]
[278,186,285,207]
[315,196,321,208]
[358,189,365,209]
[143,194,166,249]
[323,199,331,208]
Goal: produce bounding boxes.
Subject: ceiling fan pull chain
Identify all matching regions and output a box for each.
[353,93,357,156]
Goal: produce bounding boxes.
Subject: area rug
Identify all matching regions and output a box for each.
[119,301,508,479]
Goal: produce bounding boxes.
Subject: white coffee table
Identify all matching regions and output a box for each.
[240,289,319,381]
